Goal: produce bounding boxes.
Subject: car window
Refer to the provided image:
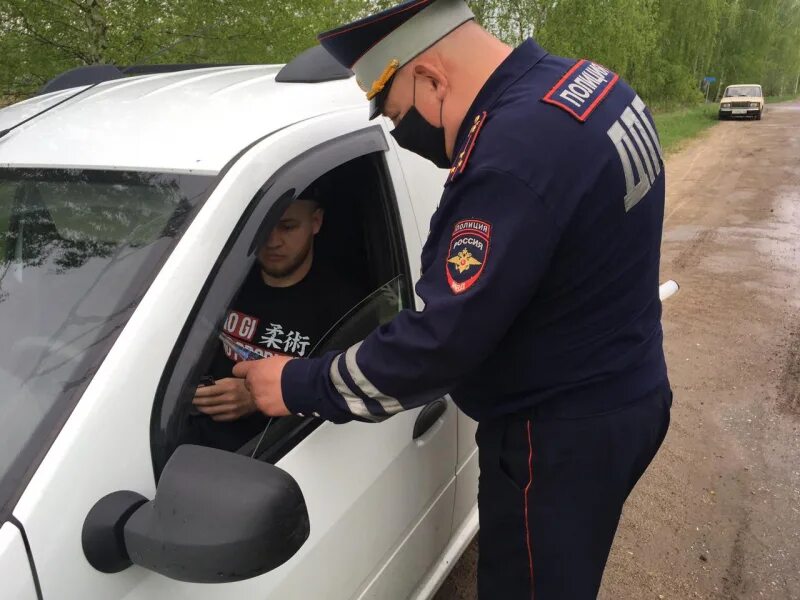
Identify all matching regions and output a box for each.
[311,275,407,357]
[0,168,216,520]
[241,275,412,461]
[151,144,414,473]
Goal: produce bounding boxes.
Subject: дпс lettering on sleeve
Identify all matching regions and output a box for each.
[281,167,562,423]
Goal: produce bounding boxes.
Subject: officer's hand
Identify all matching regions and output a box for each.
[233,356,293,417]
[193,378,258,422]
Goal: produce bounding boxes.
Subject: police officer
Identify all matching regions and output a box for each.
[235,1,672,597]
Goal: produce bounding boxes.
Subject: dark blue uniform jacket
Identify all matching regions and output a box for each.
[283,39,669,423]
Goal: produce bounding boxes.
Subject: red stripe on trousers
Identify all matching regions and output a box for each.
[524,419,535,599]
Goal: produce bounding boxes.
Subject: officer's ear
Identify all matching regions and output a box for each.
[412,61,449,103]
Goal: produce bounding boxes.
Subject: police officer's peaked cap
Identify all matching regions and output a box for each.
[318,0,475,119]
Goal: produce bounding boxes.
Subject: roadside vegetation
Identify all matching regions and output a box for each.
[653,93,799,155]
[1,0,798,144]
[766,94,800,103]
[653,105,719,155]
[1,1,798,102]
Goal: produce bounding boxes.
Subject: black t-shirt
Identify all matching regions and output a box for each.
[192,261,364,451]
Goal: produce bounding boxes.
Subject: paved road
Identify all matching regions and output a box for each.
[436,100,800,599]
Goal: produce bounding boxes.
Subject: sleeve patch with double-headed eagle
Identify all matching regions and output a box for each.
[446,220,491,295]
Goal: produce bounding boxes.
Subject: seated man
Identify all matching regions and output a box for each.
[191,182,363,452]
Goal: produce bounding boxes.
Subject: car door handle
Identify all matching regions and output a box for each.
[413,398,448,440]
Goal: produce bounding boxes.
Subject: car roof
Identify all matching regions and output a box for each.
[0,65,364,175]
[726,84,762,88]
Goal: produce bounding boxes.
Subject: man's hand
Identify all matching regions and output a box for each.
[193,378,258,422]
[233,356,294,417]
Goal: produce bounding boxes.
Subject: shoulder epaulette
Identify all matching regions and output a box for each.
[447,111,488,185]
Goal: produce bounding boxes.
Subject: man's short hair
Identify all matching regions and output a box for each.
[296,174,331,208]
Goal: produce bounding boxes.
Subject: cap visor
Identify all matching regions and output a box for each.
[368,75,396,121]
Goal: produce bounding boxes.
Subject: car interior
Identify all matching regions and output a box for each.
[174,152,414,464]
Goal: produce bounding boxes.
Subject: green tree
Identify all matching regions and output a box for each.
[1,0,799,107]
[0,0,372,99]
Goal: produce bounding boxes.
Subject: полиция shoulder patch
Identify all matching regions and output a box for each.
[542,60,619,122]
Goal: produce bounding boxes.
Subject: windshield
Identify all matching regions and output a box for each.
[0,168,216,518]
[724,86,761,98]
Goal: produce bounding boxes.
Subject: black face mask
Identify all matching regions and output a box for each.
[390,79,451,169]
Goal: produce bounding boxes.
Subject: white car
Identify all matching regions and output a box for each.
[718,83,765,120]
[0,48,680,600]
[0,48,479,600]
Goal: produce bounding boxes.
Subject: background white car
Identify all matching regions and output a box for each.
[718,83,764,120]
[0,47,480,600]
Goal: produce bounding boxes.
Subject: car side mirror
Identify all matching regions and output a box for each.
[82,445,310,582]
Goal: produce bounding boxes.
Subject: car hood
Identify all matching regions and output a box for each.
[0,66,363,175]
[721,96,763,104]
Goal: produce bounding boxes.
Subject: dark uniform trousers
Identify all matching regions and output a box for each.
[476,386,672,599]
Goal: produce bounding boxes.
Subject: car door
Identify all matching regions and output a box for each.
[389,137,481,551]
[0,522,38,600]
[10,109,457,600]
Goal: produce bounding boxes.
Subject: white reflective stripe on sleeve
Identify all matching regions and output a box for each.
[345,343,405,415]
[329,353,381,422]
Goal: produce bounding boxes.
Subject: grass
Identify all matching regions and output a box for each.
[652,103,719,155]
[766,94,800,104]
[651,93,799,156]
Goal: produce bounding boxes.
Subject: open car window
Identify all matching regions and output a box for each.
[151,132,414,476]
[310,275,407,357]
[239,275,412,462]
